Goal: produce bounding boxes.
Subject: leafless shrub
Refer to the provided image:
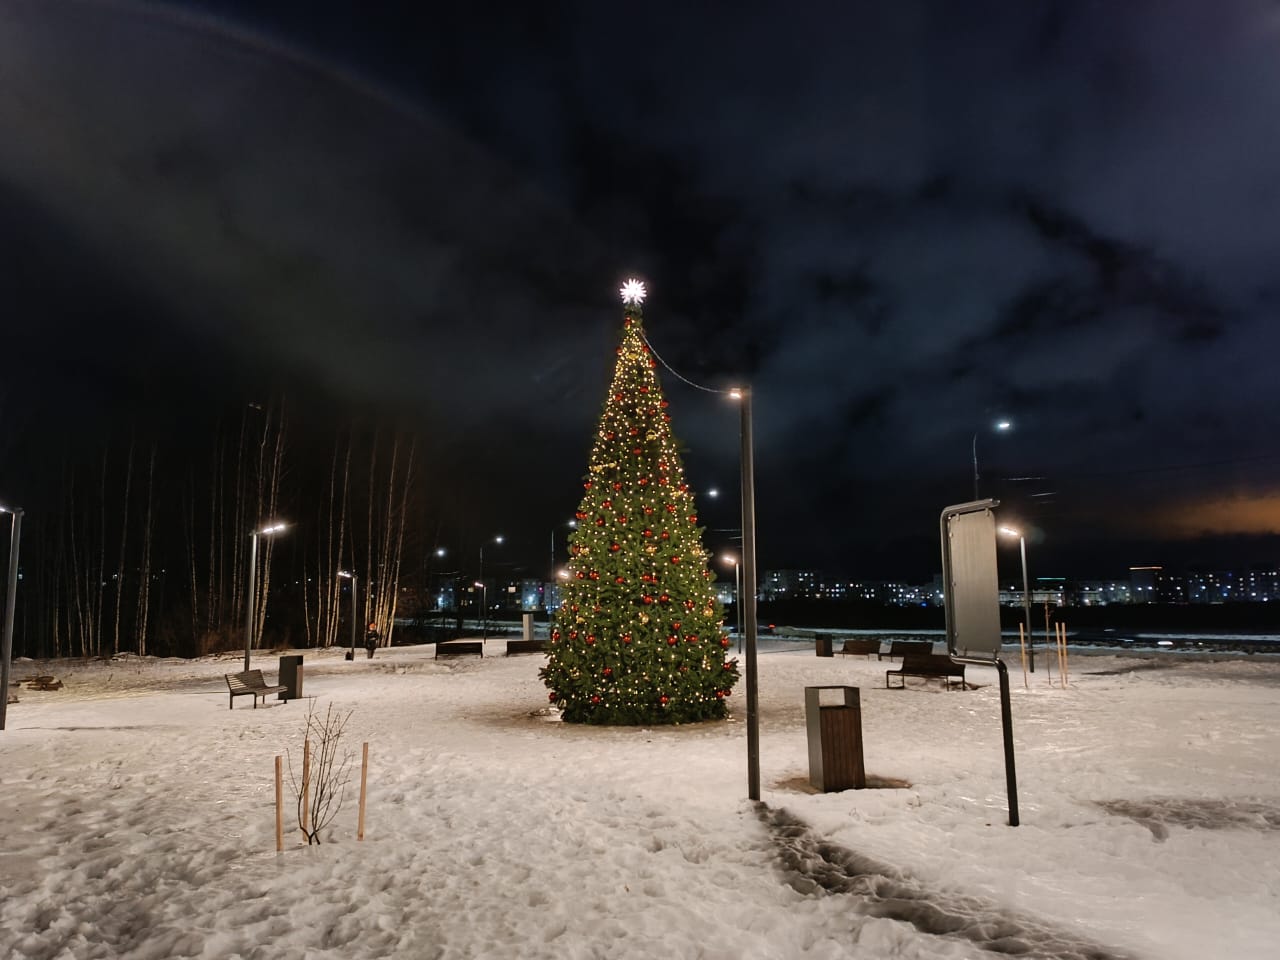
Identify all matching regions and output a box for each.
[287,702,354,844]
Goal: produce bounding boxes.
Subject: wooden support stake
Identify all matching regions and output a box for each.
[1058,622,1068,687]
[1018,623,1028,689]
[301,738,311,836]
[357,741,369,841]
[1043,603,1054,685]
[274,756,284,854]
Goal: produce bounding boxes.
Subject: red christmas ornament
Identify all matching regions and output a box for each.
[588,571,600,580]
[622,634,632,644]
[615,576,626,584]
[658,477,669,486]
[661,400,669,408]
[617,515,628,524]
[665,503,676,513]
[613,482,622,491]
[603,667,612,677]
[613,393,623,402]
[671,556,681,564]
[633,447,642,455]
[644,506,654,515]
[672,622,682,631]
[659,593,670,603]
[629,427,639,436]
[679,483,688,492]
[549,692,558,702]
[596,517,605,526]
[569,630,578,639]
[575,511,588,520]
[715,690,725,700]
[723,661,733,670]
[643,528,654,538]
[602,499,613,508]
[638,477,649,485]
[576,571,585,579]
[663,414,671,423]
[586,635,596,645]
[643,595,654,605]
[584,481,592,490]
[688,515,698,523]
[660,531,670,540]
[720,637,730,648]
[688,634,698,643]
[660,695,670,705]
[684,599,695,610]
[551,630,561,641]
[640,386,650,394]
[606,431,616,440]
[649,358,657,368]
[667,636,678,646]
[591,695,601,704]
[610,543,621,552]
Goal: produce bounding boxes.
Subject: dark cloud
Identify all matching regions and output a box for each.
[4,0,1280,578]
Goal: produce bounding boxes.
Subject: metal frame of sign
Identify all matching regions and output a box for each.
[940,498,1019,827]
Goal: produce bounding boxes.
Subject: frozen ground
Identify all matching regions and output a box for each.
[2,641,1278,959]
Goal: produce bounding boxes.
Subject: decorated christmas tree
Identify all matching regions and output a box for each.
[541,280,739,725]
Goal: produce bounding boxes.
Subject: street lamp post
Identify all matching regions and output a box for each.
[479,535,503,641]
[973,419,1012,500]
[729,387,760,802]
[244,522,288,672]
[549,521,577,611]
[0,504,23,731]
[721,554,742,652]
[338,570,358,660]
[999,526,1035,672]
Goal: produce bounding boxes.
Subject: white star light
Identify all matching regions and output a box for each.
[620,278,647,305]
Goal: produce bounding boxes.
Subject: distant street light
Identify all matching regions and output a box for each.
[999,525,1035,673]
[549,520,577,610]
[0,504,24,731]
[973,419,1013,500]
[244,522,289,672]
[338,570,358,661]
[721,554,742,651]
[479,535,503,642]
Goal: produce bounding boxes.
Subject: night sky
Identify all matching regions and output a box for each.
[4,0,1280,582]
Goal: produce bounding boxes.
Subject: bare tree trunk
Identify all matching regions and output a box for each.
[135,444,156,656]
[113,433,134,655]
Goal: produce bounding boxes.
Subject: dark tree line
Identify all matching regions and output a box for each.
[2,399,421,661]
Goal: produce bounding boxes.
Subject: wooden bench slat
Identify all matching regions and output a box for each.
[225,669,288,709]
[886,653,966,690]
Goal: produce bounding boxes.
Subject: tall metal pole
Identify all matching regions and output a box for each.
[1,508,23,731]
[738,388,760,802]
[243,531,258,672]
[735,562,743,653]
[479,544,485,640]
[1019,536,1035,673]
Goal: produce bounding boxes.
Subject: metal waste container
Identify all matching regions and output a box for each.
[278,655,304,702]
[804,686,866,791]
[814,633,833,657]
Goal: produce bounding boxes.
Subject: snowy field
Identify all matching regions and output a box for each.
[2,640,1278,960]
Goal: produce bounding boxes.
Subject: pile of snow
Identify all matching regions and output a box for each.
[2,642,1278,959]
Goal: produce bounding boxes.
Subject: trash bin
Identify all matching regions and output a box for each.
[804,686,866,791]
[278,655,304,702]
[814,633,833,657]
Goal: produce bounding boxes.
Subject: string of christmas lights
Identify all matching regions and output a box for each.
[540,283,740,725]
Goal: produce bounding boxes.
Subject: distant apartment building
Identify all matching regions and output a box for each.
[759,569,821,600]
[1071,580,1133,605]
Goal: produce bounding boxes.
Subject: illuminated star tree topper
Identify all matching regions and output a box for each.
[619,278,647,305]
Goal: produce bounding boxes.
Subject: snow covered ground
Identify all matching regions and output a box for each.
[2,640,1278,959]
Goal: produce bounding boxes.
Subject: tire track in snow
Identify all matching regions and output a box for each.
[758,804,1135,960]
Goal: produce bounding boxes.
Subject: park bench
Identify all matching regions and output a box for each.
[436,640,484,658]
[225,669,287,709]
[878,639,933,661]
[505,639,545,656]
[886,653,967,690]
[25,675,63,691]
[838,639,880,658]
